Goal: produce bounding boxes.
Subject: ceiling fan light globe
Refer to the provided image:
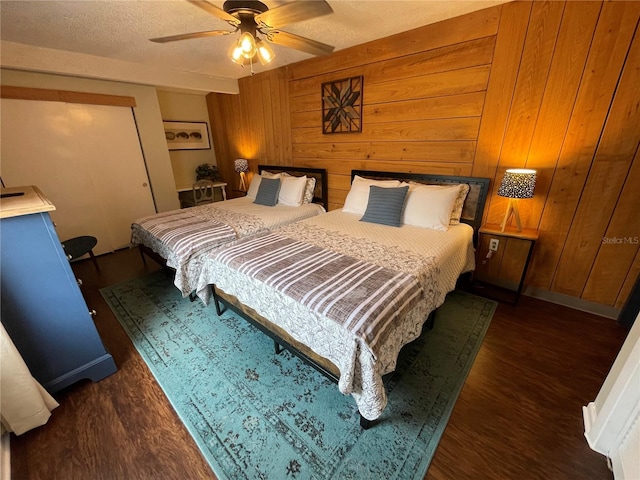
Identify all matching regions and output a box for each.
[239,32,257,56]
[256,39,275,65]
[227,42,246,65]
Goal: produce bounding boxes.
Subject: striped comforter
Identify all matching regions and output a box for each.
[214,232,422,352]
[197,210,476,420]
[131,199,326,297]
[133,209,237,273]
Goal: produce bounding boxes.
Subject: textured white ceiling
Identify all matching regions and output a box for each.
[0,0,508,93]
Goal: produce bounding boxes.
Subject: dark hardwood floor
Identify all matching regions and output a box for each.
[10,247,628,479]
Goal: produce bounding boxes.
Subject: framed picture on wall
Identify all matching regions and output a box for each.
[321,76,363,134]
[163,121,211,150]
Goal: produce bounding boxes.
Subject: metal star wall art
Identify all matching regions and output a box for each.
[321,76,363,134]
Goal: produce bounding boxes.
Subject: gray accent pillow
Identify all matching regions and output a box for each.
[360,185,409,227]
[253,177,281,206]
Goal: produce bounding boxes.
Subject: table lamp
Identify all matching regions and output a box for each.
[497,168,536,232]
[234,159,249,191]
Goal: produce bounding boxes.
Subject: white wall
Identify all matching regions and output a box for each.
[0,69,180,212]
[1,100,157,253]
[156,91,218,189]
[1,41,239,95]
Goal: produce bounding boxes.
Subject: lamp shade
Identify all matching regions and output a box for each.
[497,169,536,199]
[234,159,249,173]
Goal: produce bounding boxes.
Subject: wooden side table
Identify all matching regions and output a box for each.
[176,182,227,203]
[472,224,539,304]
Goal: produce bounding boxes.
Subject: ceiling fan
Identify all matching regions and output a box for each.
[150,0,335,67]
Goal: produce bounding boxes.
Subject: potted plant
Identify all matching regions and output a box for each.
[195,164,221,182]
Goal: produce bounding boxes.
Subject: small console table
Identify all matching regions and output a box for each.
[176,182,227,202]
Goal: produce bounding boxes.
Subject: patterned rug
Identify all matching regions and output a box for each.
[101,270,497,480]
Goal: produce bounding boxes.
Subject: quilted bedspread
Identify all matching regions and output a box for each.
[196,210,475,420]
[215,232,422,352]
[131,197,325,296]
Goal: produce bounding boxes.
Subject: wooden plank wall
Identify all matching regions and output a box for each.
[207,0,640,310]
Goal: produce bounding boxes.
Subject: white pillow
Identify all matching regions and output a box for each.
[246,173,281,199]
[449,183,470,225]
[280,172,317,204]
[302,176,316,204]
[342,175,401,215]
[278,175,308,206]
[402,184,461,231]
[261,170,282,178]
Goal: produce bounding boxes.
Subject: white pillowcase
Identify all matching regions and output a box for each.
[342,175,401,215]
[449,183,470,225]
[280,172,317,204]
[246,172,281,199]
[302,176,316,204]
[278,175,308,206]
[402,184,462,231]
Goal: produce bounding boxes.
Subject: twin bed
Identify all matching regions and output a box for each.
[132,165,328,297]
[131,167,490,427]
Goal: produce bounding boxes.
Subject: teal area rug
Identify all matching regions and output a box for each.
[101,270,497,480]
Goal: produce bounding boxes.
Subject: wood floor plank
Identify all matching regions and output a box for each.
[10,248,626,480]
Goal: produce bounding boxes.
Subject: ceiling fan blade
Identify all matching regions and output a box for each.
[187,0,240,26]
[150,30,233,43]
[265,30,334,56]
[255,0,333,29]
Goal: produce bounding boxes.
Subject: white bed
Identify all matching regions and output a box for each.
[194,170,490,424]
[131,165,327,297]
[196,210,475,420]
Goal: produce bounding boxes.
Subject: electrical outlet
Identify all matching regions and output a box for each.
[489,238,499,251]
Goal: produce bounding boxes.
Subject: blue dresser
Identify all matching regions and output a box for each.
[0,186,117,393]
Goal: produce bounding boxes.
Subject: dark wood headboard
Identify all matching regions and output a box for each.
[258,165,328,210]
[351,170,491,240]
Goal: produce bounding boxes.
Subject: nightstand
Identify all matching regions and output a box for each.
[472,224,539,304]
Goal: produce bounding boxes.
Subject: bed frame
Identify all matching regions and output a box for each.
[138,164,328,267]
[211,170,491,429]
